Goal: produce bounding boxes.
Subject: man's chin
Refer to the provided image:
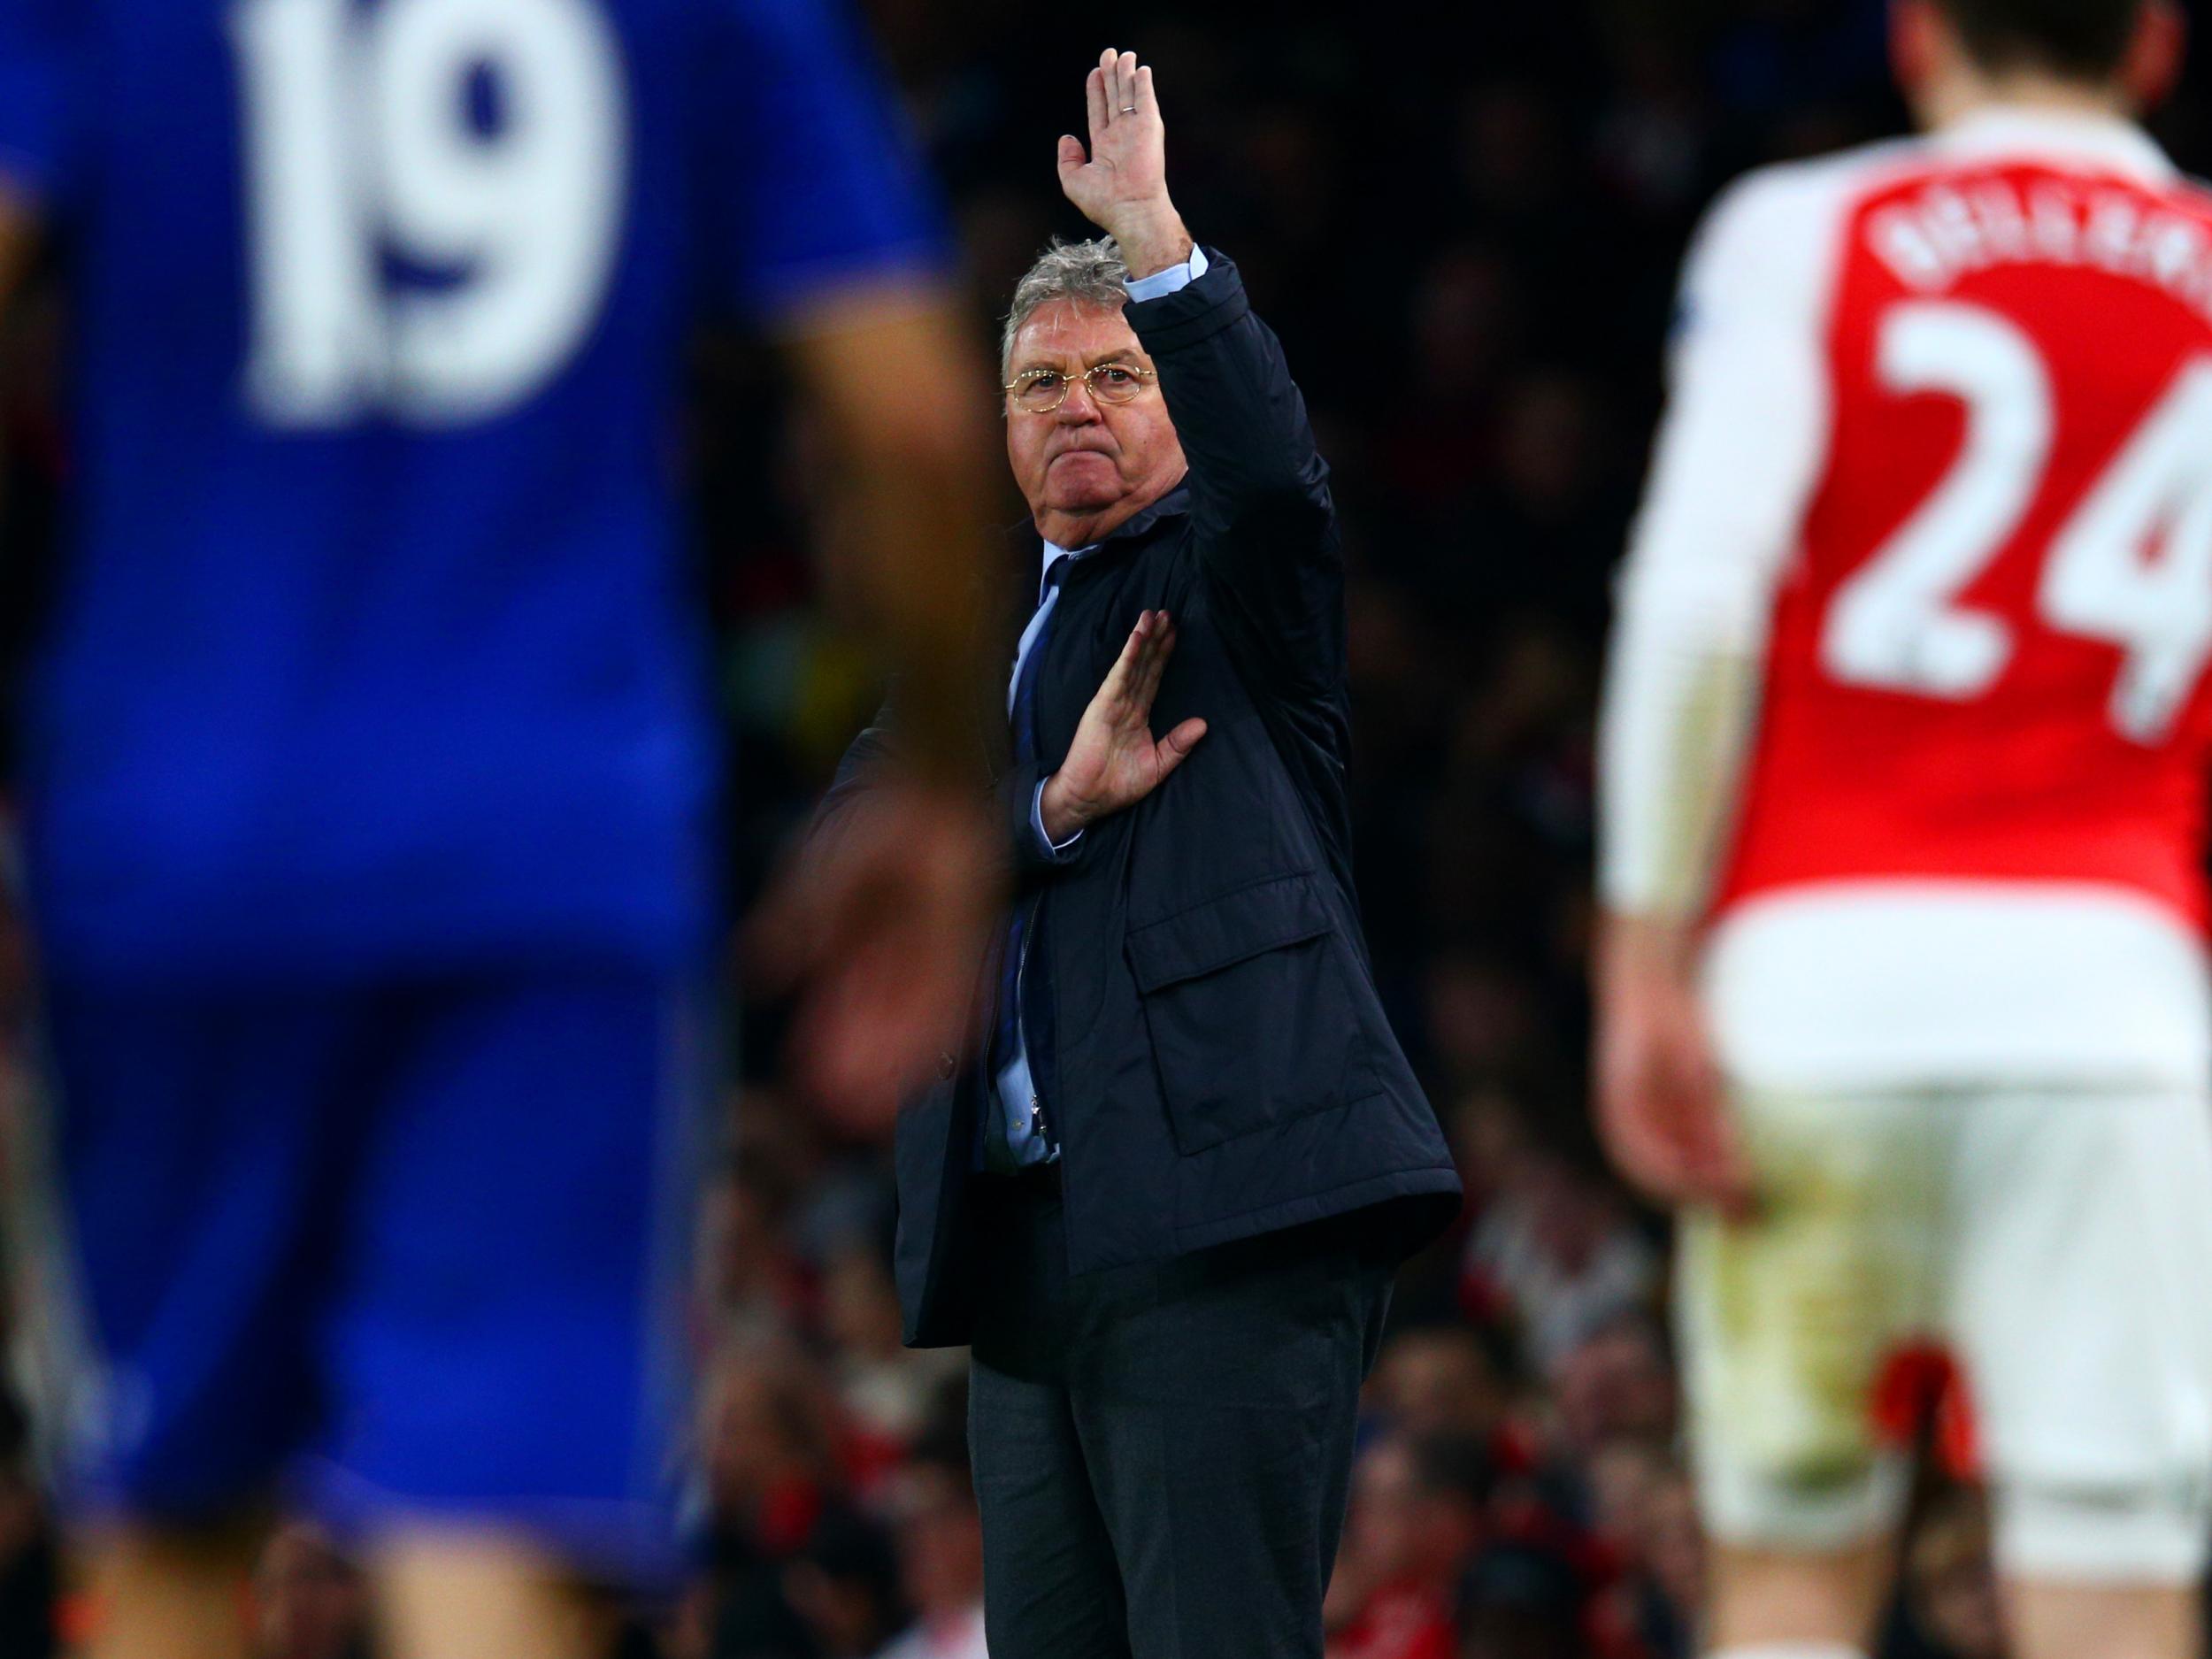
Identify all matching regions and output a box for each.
[1047,488,1128,514]
[1047,450,1118,481]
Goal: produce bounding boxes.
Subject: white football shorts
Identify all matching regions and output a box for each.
[1678,1083,2212,1583]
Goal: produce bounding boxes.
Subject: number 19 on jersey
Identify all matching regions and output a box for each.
[231,0,629,428]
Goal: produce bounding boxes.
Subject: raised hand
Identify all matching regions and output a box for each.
[1055,49,1193,279]
[1040,609,1208,841]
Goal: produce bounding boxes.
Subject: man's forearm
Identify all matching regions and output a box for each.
[1112,202,1194,281]
[1595,603,1763,930]
[787,288,1001,787]
[1595,909,1702,1002]
[843,438,993,783]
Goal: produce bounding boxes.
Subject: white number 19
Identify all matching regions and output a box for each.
[231,0,628,427]
[1822,301,2212,744]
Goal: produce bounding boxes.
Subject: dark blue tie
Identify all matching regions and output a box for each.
[988,557,1068,1166]
[1012,557,1068,765]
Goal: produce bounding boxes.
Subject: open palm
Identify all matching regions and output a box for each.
[1056,49,1169,233]
[1043,610,1208,839]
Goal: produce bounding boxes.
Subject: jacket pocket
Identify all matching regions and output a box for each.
[1126,873,1374,1154]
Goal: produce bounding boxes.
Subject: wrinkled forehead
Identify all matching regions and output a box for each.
[1010,297,1149,373]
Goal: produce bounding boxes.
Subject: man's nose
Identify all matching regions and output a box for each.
[1055,379,1103,421]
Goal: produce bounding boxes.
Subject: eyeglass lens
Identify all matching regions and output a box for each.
[1012,366,1147,411]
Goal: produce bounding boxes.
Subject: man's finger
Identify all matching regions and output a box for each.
[1632,1143,1709,1210]
[1056,134,1087,187]
[1125,610,1166,683]
[1647,1071,1755,1217]
[1688,1094,1755,1220]
[1115,51,1139,119]
[1600,1065,1717,1212]
[1086,64,1110,147]
[1600,1101,1686,1210]
[1135,63,1161,124]
[1099,613,1161,719]
[1662,1048,1745,1183]
[1126,614,1174,717]
[1155,718,1208,776]
[1100,612,1152,697]
[1132,616,1177,711]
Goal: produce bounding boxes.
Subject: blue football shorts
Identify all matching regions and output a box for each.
[29,968,705,1586]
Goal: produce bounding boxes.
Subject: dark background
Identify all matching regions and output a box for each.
[7,0,2212,1654]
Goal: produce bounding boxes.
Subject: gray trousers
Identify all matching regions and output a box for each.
[966,1173,1394,1659]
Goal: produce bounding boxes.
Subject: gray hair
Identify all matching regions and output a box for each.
[1000,236,1130,378]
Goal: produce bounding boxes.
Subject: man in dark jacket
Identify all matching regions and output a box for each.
[816,48,1461,1659]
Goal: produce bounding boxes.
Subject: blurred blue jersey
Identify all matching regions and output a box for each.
[0,0,943,984]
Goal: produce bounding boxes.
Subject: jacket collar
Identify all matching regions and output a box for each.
[1024,479,1193,596]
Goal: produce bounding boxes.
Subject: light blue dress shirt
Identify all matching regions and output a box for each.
[988,245,1208,1169]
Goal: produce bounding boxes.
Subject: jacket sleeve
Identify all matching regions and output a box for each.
[1125,249,1341,698]
[995,756,1089,879]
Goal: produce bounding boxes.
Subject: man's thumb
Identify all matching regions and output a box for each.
[1056,135,1087,178]
[1156,718,1209,775]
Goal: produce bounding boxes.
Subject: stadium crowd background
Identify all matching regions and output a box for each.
[4,0,2212,1655]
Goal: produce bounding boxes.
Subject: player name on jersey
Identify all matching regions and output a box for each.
[1870,173,2212,314]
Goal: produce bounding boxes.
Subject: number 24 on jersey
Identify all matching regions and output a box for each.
[1824,299,2212,745]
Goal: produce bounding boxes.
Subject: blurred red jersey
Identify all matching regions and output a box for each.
[1605,111,2212,1087]
[1723,145,2212,924]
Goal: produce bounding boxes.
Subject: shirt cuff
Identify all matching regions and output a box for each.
[1124,243,1209,303]
[1032,779,1083,862]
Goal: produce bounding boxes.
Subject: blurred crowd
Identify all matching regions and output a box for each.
[3,0,2212,1655]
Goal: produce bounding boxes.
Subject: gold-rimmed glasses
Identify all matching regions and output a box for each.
[1003,362,1157,414]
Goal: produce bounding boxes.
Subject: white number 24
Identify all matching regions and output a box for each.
[230,0,628,428]
[1822,301,2212,744]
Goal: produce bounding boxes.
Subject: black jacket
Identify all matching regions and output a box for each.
[819,251,1462,1347]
